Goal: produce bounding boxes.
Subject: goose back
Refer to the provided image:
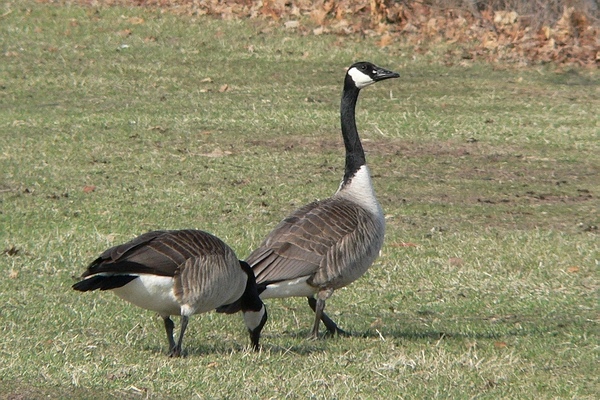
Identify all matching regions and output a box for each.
[83,230,233,278]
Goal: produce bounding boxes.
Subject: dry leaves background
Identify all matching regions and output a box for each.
[43,0,600,68]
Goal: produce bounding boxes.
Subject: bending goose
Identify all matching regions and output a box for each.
[246,62,399,338]
[73,229,267,356]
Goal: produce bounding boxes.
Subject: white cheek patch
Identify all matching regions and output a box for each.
[348,67,374,89]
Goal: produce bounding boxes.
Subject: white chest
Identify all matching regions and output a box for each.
[336,165,383,218]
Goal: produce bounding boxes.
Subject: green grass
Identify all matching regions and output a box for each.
[1,1,598,398]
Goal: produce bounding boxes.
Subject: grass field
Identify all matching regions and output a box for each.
[1,1,598,398]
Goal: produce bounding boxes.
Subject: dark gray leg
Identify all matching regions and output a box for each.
[163,316,176,353]
[310,297,325,339]
[307,296,349,337]
[168,316,189,358]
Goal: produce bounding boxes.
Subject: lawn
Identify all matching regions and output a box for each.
[0,1,598,398]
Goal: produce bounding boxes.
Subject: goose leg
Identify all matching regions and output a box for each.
[307,296,349,337]
[168,315,189,358]
[163,316,177,354]
[309,289,337,339]
[310,297,325,339]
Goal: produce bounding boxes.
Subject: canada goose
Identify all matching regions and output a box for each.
[246,62,399,338]
[73,229,267,356]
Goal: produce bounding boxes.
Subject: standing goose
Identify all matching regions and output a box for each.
[73,229,267,356]
[246,62,399,338]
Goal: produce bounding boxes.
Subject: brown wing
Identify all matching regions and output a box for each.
[247,197,380,287]
[81,230,232,278]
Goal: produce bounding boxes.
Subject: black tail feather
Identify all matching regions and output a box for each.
[72,275,138,292]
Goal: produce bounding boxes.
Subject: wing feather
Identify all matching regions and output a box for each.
[81,230,232,278]
[247,198,383,288]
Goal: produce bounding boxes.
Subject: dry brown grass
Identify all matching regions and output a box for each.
[425,0,598,26]
[40,0,599,67]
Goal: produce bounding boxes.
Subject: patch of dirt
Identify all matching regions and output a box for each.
[368,139,597,232]
[247,136,341,154]
[245,136,597,217]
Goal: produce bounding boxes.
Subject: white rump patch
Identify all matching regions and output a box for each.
[348,67,375,89]
[112,275,180,316]
[260,276,316,299]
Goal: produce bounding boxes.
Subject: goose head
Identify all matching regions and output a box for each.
[346,61,400,90]
[239,261,268,350]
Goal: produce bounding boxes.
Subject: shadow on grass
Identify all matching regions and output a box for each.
[356,314,592,341]
[139,328,330,356]
[136,313,593,357]
[257,311,593,343]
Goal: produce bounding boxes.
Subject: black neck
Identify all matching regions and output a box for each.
[240,261,264,312]
[341,80,365,185]
[215,262,263,314]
